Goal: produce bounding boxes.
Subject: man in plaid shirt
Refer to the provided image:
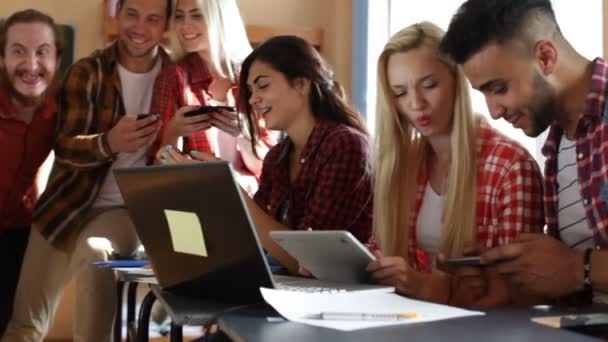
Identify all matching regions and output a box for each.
[441,0,608,303]
[3,1,172,341]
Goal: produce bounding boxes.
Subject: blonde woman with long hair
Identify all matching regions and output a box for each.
[151,0,272,193]
[368,22,544,306]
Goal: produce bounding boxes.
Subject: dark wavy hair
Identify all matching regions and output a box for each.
[238,35,368,156]
[440,0,559,64]
[118,0,173,27]
[0,9,64,59]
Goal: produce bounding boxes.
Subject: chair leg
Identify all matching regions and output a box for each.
[170,322,183,342]
[135,290,156,342]
[126,282,138,342]
[115,281,125,342]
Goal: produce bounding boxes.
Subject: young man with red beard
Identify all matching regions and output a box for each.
[2,1,172,341]
[0,9,62,336]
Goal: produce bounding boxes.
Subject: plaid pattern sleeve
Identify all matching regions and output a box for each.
[252,144,281,210]
[149,57,212,158]
[296,126,373,243]
[543,58,608,248]
[487,141,544,245]
[150,64,184,157]
[53,60,114,168]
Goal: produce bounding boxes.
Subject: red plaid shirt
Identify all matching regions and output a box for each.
[151,52,223,154]
[409,121,544,271]
[0,90,57,230]
[543,57,608,249]
[254,120,373,243]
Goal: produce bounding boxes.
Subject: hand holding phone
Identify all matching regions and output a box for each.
[184,106,236,117]
[445,256,482,267]
[136,113,160,130]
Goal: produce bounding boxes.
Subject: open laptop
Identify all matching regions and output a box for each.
[114,162,393,304]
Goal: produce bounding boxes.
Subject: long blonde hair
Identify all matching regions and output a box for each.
[170,0,251,82]
[374,21,478,259]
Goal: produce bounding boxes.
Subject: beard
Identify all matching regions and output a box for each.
[0,66,57,109]
[526,71,557,137]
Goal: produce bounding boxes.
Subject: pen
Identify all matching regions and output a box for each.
[93,260,150,268]
[308,312,418,321]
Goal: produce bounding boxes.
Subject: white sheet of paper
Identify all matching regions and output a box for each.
[260,288,484,331]
[164,210,208,257]
[113,267,155,277]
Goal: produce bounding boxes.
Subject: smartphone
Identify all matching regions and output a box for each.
[445,256,482,266]
[184,106,236,117]
[136,113,158,130]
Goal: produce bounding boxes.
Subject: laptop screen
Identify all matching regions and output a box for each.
[114,162,275,304]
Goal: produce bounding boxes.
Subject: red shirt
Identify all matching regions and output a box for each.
[150,52,219,154]
[253,120,373,243]
[150,52,273,179]
[0,90,57,230]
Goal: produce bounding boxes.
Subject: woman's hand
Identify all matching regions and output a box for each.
[366,251,425,297]
[210,108,241,137]
[156,145,194,164]
[163,105,213,146]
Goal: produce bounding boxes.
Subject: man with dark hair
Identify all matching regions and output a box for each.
[2,1,171,341]
[119,0,173,25]
[441,0,607,304]
[0,9,62,336]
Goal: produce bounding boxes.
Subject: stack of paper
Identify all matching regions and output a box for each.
[260,288,484,331]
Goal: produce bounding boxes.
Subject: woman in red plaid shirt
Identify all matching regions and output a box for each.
[368,22,544,307]
[162,36,373,274]
[151,0,273,194]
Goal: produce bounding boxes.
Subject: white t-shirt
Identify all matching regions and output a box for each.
[416,183,445,261]
[557,136,608,303]
[94,59,162,207]
[557,135,594,250]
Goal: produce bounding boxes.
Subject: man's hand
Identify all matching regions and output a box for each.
[107,114,161,153]
[481,233,583,297]
[439,254,510,308]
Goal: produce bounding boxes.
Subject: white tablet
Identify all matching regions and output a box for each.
[269,230,375,284]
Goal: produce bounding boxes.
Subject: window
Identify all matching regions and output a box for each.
[361,0,603,161]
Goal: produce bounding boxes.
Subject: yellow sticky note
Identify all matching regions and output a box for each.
[164,210,208,257]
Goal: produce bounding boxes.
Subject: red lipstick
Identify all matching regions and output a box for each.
[416,115,431,127]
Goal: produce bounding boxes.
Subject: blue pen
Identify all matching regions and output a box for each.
[93,260,150,268]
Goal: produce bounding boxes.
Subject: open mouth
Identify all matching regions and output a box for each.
[256,107,271,118]
[17,71,43,86]
[181,33,201,41]
[127,32,149,46]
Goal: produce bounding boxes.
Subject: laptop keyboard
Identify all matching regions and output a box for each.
[272,275,393,294]
[275,283,347,294]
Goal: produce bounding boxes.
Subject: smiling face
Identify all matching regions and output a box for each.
[1,22,58,106]
[386,46,456,137]
[116,0,167,60]
[173,0,208,54]
[463,42,556,137]
[246,60,309,132]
